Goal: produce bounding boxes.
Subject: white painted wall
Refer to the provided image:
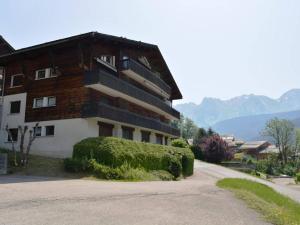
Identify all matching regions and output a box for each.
[0,93,173,159]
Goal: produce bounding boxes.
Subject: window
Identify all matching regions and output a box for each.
[156,134,163,145]
[48,97,56,107]
[10,74,23,87]
[33,97,56,108]
[7,128,18,142]
[10,101,21,114]
[141,131,150,143]
[45,125,55,136]
[122,126,134,140]
[164,137,168,145]
[33,126,42,137]
[35,68,55,80]
[100,55,115,67]
[33,98,44,108]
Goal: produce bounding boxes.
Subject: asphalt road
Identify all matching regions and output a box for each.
[0,161,285,225]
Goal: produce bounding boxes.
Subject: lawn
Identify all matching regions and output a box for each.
[217,178,300,225]
[6,154,88,178]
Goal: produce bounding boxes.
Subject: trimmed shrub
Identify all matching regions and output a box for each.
[73,137,194,177]
[296,173,300,183]
[168,156,182,178]
[64,158,89,173]
[171,138,188,148]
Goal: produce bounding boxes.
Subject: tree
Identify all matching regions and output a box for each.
[262,118,295,164]
[5,123,39,166]
[181,117,198,139]
[193,128,207,146]
[207,127,215,136]
[202,135,232,164]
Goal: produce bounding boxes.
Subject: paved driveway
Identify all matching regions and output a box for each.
[0,161,278,225]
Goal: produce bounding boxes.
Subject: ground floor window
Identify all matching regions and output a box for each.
[98,122,114,137]
[45,125,55,136]
[122,126,134,140]
[164,137,168,145]
[7,128,18,142]
[156,134,163,145]
[141,130,150,142]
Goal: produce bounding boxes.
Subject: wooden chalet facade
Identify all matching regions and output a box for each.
[0,32,182,158]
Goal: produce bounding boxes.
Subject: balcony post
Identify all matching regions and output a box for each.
[133,128,141,142]
[150,132,156,144]
[113,124,122,138]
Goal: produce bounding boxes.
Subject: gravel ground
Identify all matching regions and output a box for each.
[0,161,276,225]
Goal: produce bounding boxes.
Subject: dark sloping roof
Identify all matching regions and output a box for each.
[0,35,15,55]
[0,32,182,99]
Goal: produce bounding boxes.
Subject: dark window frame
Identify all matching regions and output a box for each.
[45,125,55,136]
[10,74,23,88]
[7,128,18,142]
[10,101,21,114]
[141,130,150,143]
[122,126,134,140]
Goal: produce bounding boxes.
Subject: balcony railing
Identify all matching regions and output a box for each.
[81,102,180,137]
[121,58,171,96]
[84,70,180,119]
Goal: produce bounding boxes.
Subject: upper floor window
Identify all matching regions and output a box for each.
[33,96,56,108]
[10,74,23,87]
[10,101,21,114]
[35,68,56,80]
[100,55,115,67]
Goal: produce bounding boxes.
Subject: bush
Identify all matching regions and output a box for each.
[168,156,182,178]
[88,159,173,181]
[73,137,194,177]
[201,135,231,164]
[296,173,300,183]
[63,158,89,173]
[171,138,188,148]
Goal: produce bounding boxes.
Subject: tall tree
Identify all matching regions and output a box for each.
[263,118,295,164]
[182,117,198,139]
[193,128,207,145]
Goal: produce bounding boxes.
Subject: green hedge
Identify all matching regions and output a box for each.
[73,137,194,177]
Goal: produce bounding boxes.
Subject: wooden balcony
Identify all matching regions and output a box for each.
[81,102,180,137]
[84,70,180,120]
[120,58,171,98]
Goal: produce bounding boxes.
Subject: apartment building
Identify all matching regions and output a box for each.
[0,32,182,158]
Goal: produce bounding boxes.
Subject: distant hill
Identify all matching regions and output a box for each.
[212,110,300,141]
[175,89,300,127]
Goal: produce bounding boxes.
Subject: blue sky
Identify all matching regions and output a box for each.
[1,0,300,104]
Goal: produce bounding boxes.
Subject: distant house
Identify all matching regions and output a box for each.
[239,141,271,158]
[258,145,279,160]
[221,135,244,151]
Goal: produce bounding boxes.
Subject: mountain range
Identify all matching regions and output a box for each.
[175,89,300,140]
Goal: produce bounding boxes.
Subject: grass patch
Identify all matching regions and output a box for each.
[217,178,300,225]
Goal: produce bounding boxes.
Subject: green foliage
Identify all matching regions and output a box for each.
[88,159,173,181]
[190,145,204,160]
[217,178,300,225]
[168,156,182,178]
[296,173,300,183]
[263,118,295,164]
[171,138,188,148]
[63,158,89,173]
[72,137,194,177]
[255,159,299,176]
